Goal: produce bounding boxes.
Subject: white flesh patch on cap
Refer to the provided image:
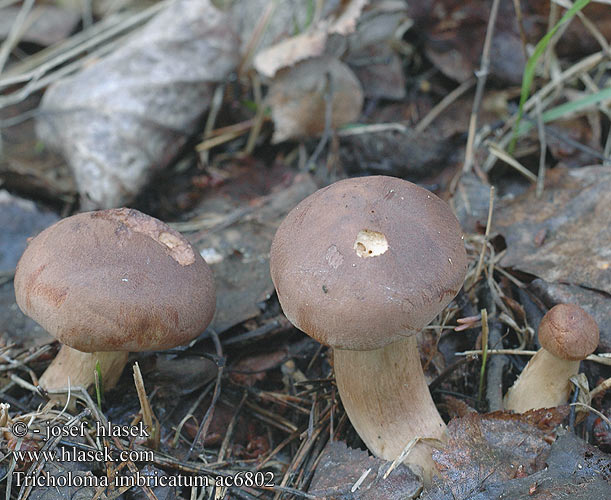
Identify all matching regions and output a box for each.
[105,209,195,266]
[354,230,388,258]
[157,231,195,266]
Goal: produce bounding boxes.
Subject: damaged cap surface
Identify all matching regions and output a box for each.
[14,208,216,352]
[270,176,468,350]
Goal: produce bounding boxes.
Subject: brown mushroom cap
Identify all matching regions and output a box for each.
[538,304,599,361]
[14,208,215,352]
[270,176,468,350]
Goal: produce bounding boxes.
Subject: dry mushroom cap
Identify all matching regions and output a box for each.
[270,175,469,483]
[15,208,216,352]
[538,303,599,361]
[270,175,468,350]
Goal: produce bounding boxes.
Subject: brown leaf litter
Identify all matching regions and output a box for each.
[425,409,610,500]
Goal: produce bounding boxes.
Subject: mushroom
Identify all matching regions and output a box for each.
[269,176,468,482]
[14,208,216,393]
[503,303,599,413]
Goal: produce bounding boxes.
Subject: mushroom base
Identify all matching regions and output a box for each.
[39,345,129,393]
[334,335,446,484]
[503,349,579,413]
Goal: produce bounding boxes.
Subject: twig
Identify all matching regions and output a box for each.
[482,50,604,172]
[590,376,611,399]
[470,186,495,290]
[200,84,226,164]
[217,391,247,462]
[351,468,371,492]
[0,0,35,75]
[415,77,475,134]
[553,0,611,52]
[478,309,489,404]
[255,430,301,471]
[0,0,21,10]
[384,436,443,479]
[457,349,611,366]
[487,143,538,182]
[133,362,160,450]
[484,315,506,411]
[172,381,214,448]
[270,486,316,499]
[337,122,407,136]
[604,126,611,166]
[463,0,502,174]
[185,330,224,461]
[428,357,473,393]
[243,399,298,434]
[0,2,170,109]
[570,402,611,428]
[535,96,547,198]
[511,0,528,61]
[244,73,267,155]
[305,72,334,172]
[237,0,278,77]
[16,410,91,500]
[273,422,327,500]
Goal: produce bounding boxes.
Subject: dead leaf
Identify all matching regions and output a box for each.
[254,30,329,79]
[546,117,603,168]
[0,95,76,203]
[309,441,422,499]
[129,465,176,500]
[341,0,408,99]
[341,127,454,179]
[422,2,531,84]
[0,6,79,46]
[36,0,240,209]
[183,399,240,447]
[425,429,610,500]
[451,172,493,234]
[555,2,611,58]
[146,354,218,396]
[0,191,59,272]
[229,348,288,386]
[267,55,363,143]
[187,169,317,334]
[182,398,267,454]
[411,0,611,85]
[230,0,318,61]
[252,0,367,78]
[330,0,369,36]
[494,166,611,295]
[0,191,58,349]
[427,408,569,499]
[593,411,611,452]
[28,461,104,500]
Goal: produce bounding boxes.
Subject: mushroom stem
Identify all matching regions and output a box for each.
[334,335,446,483]
[39,345,129,392]
[503,349,579,413]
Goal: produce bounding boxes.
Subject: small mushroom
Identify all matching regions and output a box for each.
[14,208,216,393]
[503,303,599,413]
[269,176,468,482]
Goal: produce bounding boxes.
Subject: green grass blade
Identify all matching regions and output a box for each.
[509,0,591,152]
[516,86,611,136]
[95,360,103,409]
[478,309,489,405]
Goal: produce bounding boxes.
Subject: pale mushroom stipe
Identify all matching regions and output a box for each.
[503,303,599,413]
[269,176,468,483]
[14,208,216,393]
